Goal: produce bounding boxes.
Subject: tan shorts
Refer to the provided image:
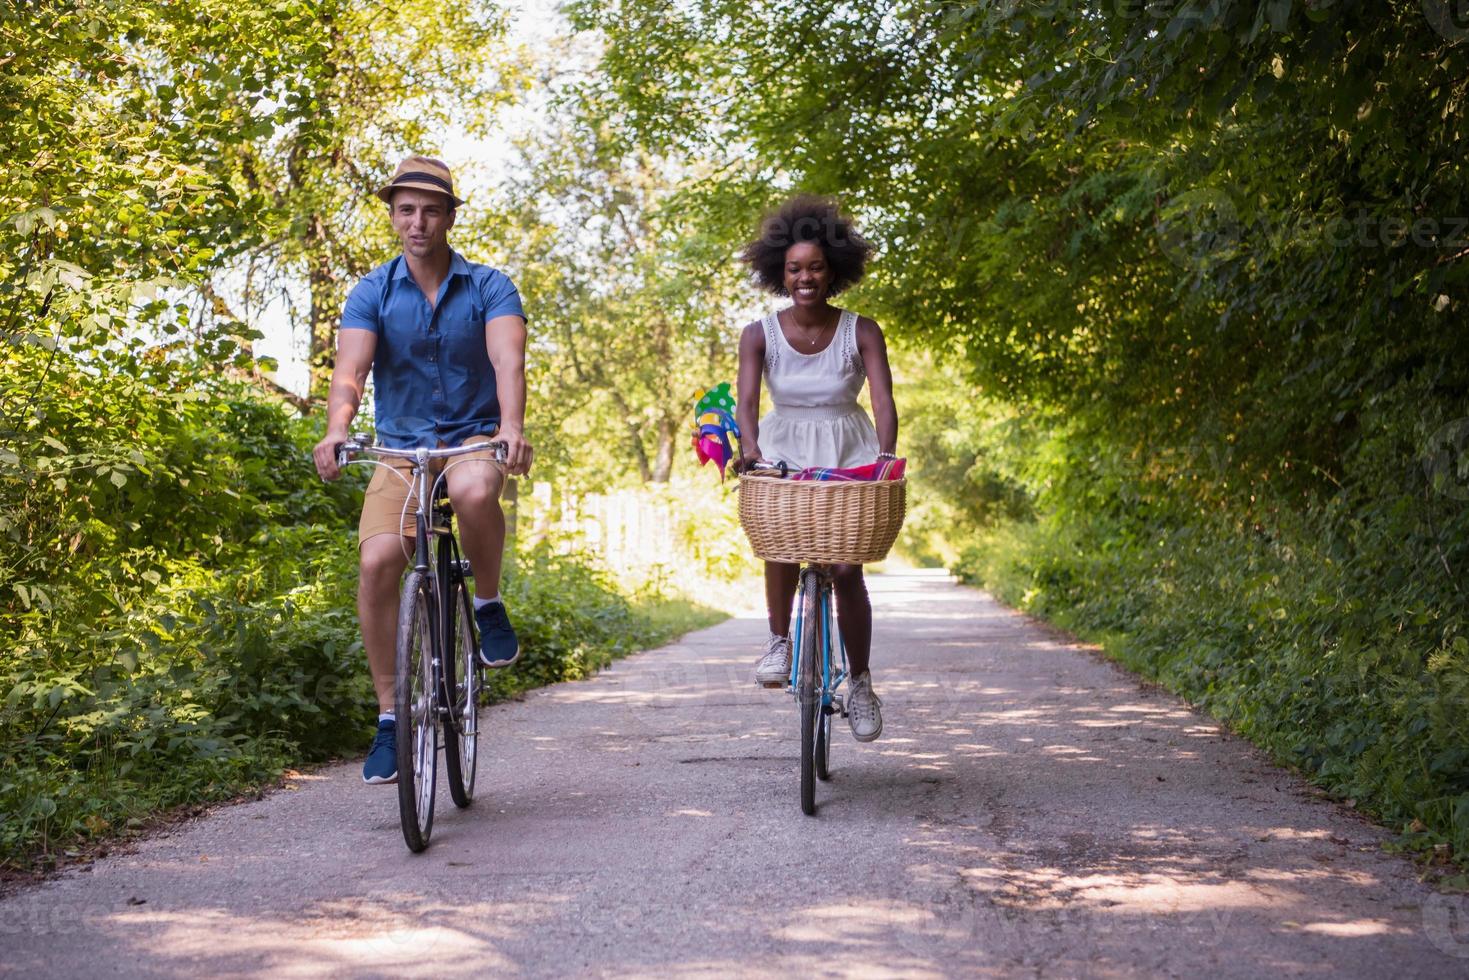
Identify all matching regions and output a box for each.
[358,434,504,545]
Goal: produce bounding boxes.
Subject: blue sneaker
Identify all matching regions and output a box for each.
[474,600,520,668]
[362,719,397,784]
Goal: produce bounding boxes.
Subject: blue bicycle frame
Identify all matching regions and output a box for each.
[788,566,849,709]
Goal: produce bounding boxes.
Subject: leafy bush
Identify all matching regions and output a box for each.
[954,390,1469,863]
[0,344,723,868]
[489,543,672,697]
[662,478,761,586]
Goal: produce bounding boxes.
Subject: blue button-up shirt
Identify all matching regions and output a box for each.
[340,251,526,449]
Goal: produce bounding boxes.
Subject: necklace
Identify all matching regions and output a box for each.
[786,310,837,348]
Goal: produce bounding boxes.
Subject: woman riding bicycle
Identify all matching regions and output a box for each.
[733,195,898,742]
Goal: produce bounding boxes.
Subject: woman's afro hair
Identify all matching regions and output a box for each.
[739,194,874,297]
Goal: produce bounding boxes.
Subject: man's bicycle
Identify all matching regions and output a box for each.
[337,435,507,852]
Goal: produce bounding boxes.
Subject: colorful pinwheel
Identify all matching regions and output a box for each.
[691,382,741,478]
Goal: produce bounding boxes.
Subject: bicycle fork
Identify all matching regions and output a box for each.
[790,572,850,717]
[409,451,452,734]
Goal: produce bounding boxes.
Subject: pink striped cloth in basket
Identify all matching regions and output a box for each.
[788,457,906,482]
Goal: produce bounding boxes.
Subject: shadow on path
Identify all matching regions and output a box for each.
[2,570,1465,978]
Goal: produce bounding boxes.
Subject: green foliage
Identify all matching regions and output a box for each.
[576,1,1469,467]
[0,332,368,863]
[659,478,761,585]
[953,390,1469,861]
[890,347,1036,566]
[493,85,744,487]
[574,0,1469,862]
[488,544,670,697]
[2,0,331,384]
[574,0,1468,506]
[0,338,727,867]
[629,594,728,646]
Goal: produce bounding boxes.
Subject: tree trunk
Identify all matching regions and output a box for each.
[625,421,653,483]
[610,391,652,482]
[502,476,518,569]
[650,415,677,483]
[306,236,335,407]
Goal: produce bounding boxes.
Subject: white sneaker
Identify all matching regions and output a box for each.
[847,671,883,742]
[754,633,792,688]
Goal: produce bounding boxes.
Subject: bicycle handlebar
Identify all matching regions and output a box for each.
[336,434,508,469]
[742,459,790,478]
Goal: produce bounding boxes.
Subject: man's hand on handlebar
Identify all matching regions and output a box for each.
[496,425,533,477]
[313,430,349,482]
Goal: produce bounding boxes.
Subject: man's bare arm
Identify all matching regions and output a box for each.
[485,313,532,476]
[312,329,376,481]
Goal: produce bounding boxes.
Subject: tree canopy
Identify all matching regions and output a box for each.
[571,0,1469,501]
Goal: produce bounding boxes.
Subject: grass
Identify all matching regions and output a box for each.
[630,595,730,645]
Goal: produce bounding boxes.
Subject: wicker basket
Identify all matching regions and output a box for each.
[738,474,907,565]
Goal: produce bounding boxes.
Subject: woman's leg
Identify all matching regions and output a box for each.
[765,560,800,636]
[756,561,801,686]
[831,563,872,677]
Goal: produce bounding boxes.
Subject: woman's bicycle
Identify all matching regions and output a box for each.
[739,460,906,817]
[337,434,507,852]
[740,464,899,816]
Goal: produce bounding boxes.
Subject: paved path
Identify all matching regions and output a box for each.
[3,570,1466,977]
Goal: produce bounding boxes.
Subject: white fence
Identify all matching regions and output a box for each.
[514,480,680,575]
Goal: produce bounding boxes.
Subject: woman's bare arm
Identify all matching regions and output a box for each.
[735,320,766,470]
[857,317,898,456]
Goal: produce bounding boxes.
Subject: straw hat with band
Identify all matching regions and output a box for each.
[375,156,465,209]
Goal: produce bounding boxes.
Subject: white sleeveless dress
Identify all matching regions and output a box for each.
[758,308,880,470]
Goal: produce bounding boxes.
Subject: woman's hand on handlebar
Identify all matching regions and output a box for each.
[732,449,764,475]
[734,453,790,477]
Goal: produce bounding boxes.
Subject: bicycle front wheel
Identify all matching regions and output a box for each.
[798,568,821,816]
[816,699,832,782]
[443,575,479,809]
[396,571,438,852]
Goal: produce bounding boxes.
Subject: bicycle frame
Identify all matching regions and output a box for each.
[338,438,507,733]
[789,565,849,711]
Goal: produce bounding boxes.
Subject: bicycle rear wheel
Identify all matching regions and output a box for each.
[396,571,437,852]
[443,575,479,808]
[798,568,821,816]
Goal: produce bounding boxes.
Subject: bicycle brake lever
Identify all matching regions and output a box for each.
[335,431,373,468]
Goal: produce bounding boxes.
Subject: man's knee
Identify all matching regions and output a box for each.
[452,487,500,524]
[359,536,408,590]
[447,462,503,510]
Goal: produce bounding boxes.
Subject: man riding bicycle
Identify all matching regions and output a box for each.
[311,155,533,785]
